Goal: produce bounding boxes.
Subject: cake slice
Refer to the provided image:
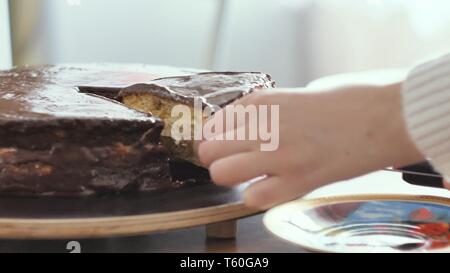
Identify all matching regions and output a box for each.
[119,72,276,165]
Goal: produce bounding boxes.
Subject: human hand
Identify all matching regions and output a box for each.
[198,83,424,209]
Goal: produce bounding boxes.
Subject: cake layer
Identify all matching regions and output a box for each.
[0,118,163,150]
[0,127,170,196]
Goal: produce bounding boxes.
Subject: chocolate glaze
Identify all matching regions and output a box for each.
[119,72,276,108]
[0,65,204,197]
[76,64,205,99]
[0,66,157,122]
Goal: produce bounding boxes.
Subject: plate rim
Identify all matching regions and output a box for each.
[264,194,450,253]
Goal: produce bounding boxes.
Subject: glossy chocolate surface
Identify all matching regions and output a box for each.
[120,72,276,107]
[0,66,155,121]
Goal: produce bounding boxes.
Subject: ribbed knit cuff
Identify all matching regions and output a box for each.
[402,54,450,179]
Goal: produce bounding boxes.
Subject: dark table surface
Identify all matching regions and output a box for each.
[0,214,306,253]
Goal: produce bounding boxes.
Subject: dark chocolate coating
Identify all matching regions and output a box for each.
[0,65,201,197]
[0,66,158,123]
[77,64,205,99]
[119,72,276,108]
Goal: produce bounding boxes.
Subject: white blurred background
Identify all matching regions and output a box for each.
[0,0,12,69]
[2,0,450,86]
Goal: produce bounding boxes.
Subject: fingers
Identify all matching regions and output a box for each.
[198,139,256,167]
[244,176,308,210]
[199,122,261,166]
[204,91,269,138]
[209,152,277,186]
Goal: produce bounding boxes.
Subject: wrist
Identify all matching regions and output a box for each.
[378,82,424,167]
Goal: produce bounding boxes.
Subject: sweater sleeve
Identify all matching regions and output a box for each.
[402,53,450,183]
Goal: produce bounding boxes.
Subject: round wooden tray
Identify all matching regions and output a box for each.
[0,183,259,240]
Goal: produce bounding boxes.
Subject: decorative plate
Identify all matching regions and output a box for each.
[264,195,450,253]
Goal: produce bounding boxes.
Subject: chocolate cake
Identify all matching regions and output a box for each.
[0,65,199,197]
[0,64,274,197]
[120,72,275,164]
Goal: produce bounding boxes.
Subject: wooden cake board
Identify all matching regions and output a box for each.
[0,183,260,240]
